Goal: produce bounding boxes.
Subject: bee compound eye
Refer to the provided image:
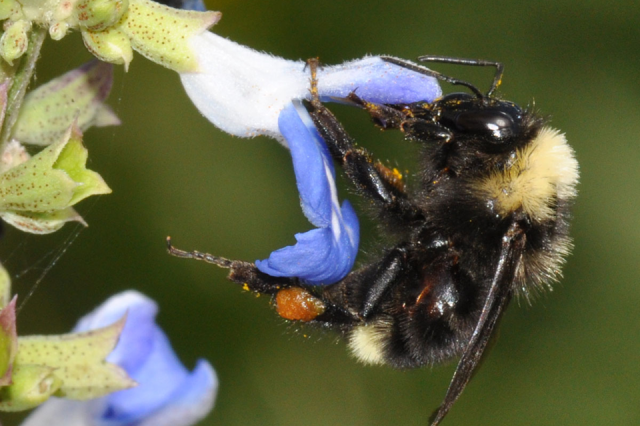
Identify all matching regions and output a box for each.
[454,110,516,141]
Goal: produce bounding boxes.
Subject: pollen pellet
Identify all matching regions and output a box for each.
[276,287,325,322]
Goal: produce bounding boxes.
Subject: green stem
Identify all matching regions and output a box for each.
[0,27,47,153]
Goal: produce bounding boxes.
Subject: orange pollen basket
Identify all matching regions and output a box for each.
[276,287,326,322]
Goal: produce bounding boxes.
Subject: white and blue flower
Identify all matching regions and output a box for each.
[180,30,441,284]
[21,291,217,426]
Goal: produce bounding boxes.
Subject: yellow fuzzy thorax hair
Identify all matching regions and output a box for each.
[475,127,579,222]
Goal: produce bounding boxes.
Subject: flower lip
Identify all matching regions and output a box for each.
[254,102,359,285]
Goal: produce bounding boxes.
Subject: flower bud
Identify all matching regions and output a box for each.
[0,20,31,65]
[13,60,119,146]
[48,22,69,41]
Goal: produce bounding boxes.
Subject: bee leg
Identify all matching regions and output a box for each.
[166,237,296,294]
[306,98,421,221]
[344,92,407,130]
[308,246,410,326]
[345,92,453,144]
[358,245,408,319]
[304,60,422,223]
[167,237,357,324]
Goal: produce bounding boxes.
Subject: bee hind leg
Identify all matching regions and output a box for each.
[166,236,296,295]
[166,236,359,325]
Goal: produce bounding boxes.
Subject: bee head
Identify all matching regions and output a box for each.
[434,93,526,153]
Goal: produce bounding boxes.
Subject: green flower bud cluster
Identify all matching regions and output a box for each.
[0,0,220,71]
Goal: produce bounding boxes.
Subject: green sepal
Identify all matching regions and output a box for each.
[0,140,29,175]
[48,21,69,41]
[54,126,111,205]
[13,60,119,146]
[0,297,17,386]
[82,25,134,69]
[0,208,86,234]
[0,364,61,411]
[15,316,135,401]
[113,0,220,72]
[0,125,111,214]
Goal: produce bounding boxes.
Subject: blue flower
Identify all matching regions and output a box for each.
[21,291,217,426]
[181,31,441,284]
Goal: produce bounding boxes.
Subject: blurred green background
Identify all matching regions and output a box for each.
[2,0,640,425]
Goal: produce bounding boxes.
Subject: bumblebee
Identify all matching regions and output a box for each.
[168,56,578,425]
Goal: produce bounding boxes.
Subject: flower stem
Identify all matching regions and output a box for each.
[0,27,47,153]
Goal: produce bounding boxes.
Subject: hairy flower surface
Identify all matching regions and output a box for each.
[21,291,217,426]
[181,30,441,284]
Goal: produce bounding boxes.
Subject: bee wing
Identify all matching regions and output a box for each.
[429,221,525,426]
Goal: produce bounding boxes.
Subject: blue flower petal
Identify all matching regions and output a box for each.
[256,200,359,284]
[23,291,217,426]
[155,0,207,11]
[318,56,442,105]
[276,101,333,227]
[256,102,359,285]
[136,360,217,426]
[98,329,190,424]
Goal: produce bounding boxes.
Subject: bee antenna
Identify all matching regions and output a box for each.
[381,56,484,99]
[416,55,504,98]
[380,55,504,99]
